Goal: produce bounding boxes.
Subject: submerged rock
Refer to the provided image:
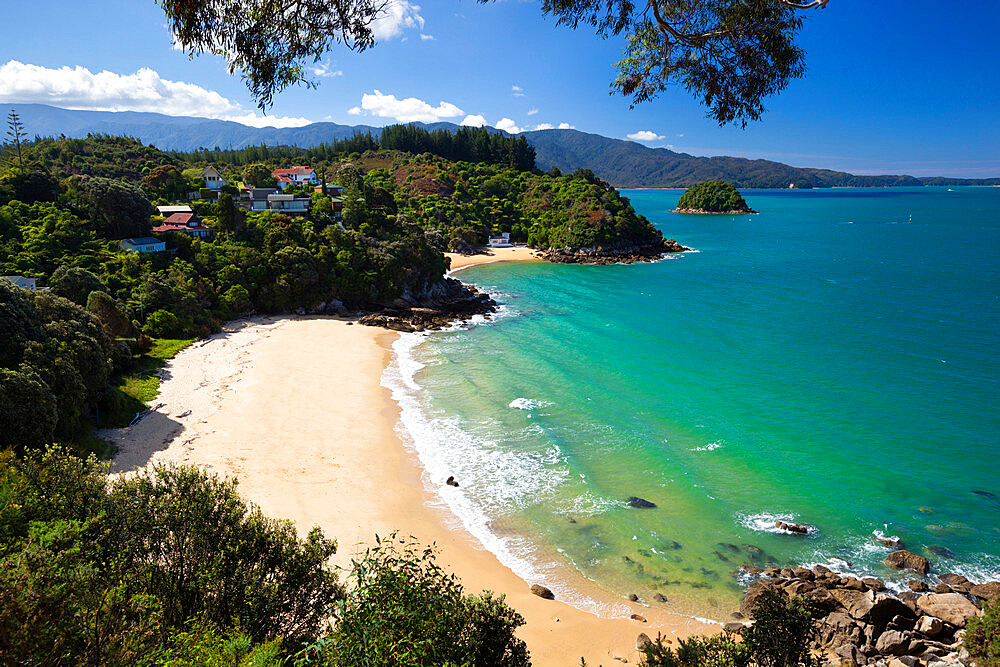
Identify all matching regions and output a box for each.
[885,550,930,575]
[627,496,657,509]
[445,476,459,487]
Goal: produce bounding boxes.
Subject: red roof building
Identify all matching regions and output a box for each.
[153,212,211,239]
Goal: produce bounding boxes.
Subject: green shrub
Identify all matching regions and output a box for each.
[642,632,749,667]
[676,181,752,212]
[965,598,1000,667]
[323,533,530,667]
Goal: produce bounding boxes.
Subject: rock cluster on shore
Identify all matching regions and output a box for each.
[357,278,498,332]
[540,239,690,265]
[736,555,997,666]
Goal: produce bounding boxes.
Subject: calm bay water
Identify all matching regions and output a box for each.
[383,187,1000,620]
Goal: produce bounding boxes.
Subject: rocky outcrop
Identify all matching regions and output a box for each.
[539,238,690,265]
[775,520,812,535]
[737,562,990,665]
[358,278,497,332]
[627,496,657,509]
[885,550,930,575]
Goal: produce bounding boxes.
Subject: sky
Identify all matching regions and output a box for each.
[0,0,998,177]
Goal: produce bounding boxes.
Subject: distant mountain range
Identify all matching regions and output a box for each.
[3,104,998,188]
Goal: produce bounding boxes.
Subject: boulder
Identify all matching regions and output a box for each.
[628,593,639,602]
[938,573,971,593]
[653,593,668,603]
[876,534,905,548]
[775,520,811,534]
[932,583,952,594]
[814,564,832,576]
[530,584,555,599]
[916,615,944,638]
[636,633,652,651]
[884,550,930,575]
[875,629,911,656]
[863,578,887,592]
[916,593,981,627]
[724,622,746,634]
[868,594,917,633]
[843,576,867,591]
[731,611,745,620]
[630,613,647,622]
[907,579,930,592]
[830,589,875,620]
[805,587,840,614]
[887,658,920,667]
[627,496,656,509]
[816,612,865,649]
[445,476,459,487]
[970,581,1000,601]
[835,643,864,666]
[793,567,815,581]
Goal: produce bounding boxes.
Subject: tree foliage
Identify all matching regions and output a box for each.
[965,598,1000,667]
[676,180,753,212]
[323,533,529,666]
[75,176,153,239]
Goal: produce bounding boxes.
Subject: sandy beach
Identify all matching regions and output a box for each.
[104,254,715,665]
[446,245,542,272]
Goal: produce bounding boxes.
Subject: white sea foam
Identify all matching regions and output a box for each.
[691,441,722,452]
[382,329,623,617]
[509,397,553,411]
[737,512,818,536]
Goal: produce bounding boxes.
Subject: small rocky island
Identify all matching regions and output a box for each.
[671,180,757,214]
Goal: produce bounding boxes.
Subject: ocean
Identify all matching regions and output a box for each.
[382,186,1000,621]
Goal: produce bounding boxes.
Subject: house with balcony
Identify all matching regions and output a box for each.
[153,213,211,239]
[201,166,227,190]
[266,193,310,214]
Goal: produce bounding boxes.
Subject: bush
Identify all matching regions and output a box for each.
[323,534,529,667]
[641,588,821,667]
[965,598,1000,667]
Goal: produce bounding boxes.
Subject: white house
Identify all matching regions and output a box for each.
[272,166,319,189]
[200,166,227,190]
[488,232,513,248]
[2,275,37,290]
[120,237,166,253]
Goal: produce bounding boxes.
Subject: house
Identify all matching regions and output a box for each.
[487,232,513,248]
[265,193,310,214]
[120,237,166,253]
[153,213,211,239]
[248,187,280,211]
[1,275,37,290]
[272,166,319,189]
[200,166,227,190]
[156,204,194,217]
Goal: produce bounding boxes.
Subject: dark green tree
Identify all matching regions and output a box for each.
[3,110,27,172]
[87,291,133,338]
[49,265,108,306]
[242,162,275,187]
[76,176,153,239]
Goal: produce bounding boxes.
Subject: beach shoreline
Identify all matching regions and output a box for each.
[446,245,543,273]
[102,309,716,665]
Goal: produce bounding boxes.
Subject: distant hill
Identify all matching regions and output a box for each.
[3,104,998,188]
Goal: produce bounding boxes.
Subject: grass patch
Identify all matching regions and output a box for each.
[99,337,197,428]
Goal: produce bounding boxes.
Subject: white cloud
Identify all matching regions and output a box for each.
[677,133,685,137]
[461,114,488,127]
[511,85,525,97]
[348,106,363,115]
[533,123,554,130]
[526,107,539,116]
[420,33,435,41]
[0,59,313,128]
[221,113,313,128]
[495,117,522,134]
[627,130,665,141]
[371,0,425,41]
[310,61,343,78]
[352,89,463,123]
[557,122,574,129]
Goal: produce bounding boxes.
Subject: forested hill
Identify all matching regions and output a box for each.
[4,104,998,188]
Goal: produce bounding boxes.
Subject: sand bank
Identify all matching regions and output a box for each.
[446,246,542,272]
[104,315,714,665]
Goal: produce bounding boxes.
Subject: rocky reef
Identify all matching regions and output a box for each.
[540,238,690,265]
[357,278,497,332]
[735,554,997,666]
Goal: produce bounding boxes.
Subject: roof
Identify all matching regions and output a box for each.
[156,205,193,215]
[1,275,35,288]
[163,212,194,225]
[273,166,315,176]
[122,237,163,245]
[200,166,222,176]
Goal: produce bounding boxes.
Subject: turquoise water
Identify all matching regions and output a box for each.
[384,187,1000,620]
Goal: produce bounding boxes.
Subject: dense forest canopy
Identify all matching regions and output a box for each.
[675,180,754,212]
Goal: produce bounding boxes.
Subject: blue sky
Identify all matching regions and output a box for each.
[1,0,998,176]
